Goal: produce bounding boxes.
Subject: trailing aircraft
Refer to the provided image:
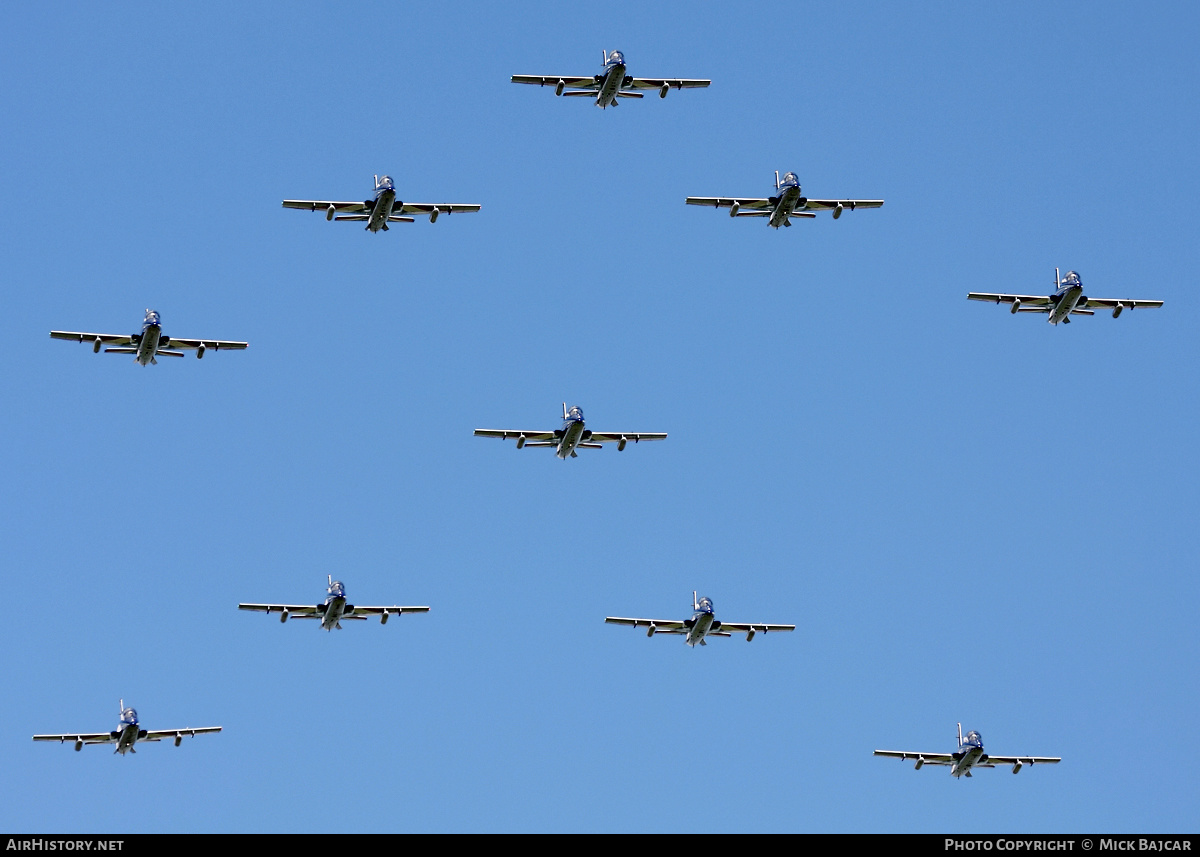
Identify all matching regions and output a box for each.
[968,268,1163,324]
[512,50,710,109]
[282,175,481,233]
[874,723,1061,777]
[50,309,247,365]
[239,576,429,630]
[33,700,220,754]
[686,170,884,228]
[605,592,794,647]
[474,404,666,460]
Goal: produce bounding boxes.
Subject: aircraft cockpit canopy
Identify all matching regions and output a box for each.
[144,310,160,323]
[607,50,624,65]
[697,596,714,612]
[780,172,799,187]
[121,708,138,725]
[964,730,983,747]
[377,175,394,190]
[328,580,345,597]
[567,406,584,420]
[1063,270,1081,287]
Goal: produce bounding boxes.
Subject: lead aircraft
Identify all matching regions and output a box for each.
[606,592,795,646]
[239,576,430,630]
[33,700,221,754]
[686,171,884,228]
[474,404,666,459]
[511,50,710,109]
[282,175,481,233]
[968,268,1163,325]
[50,309,247,365]
[874,723,1061,777]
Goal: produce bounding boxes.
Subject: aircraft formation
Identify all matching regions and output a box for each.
[42,46,1174,784]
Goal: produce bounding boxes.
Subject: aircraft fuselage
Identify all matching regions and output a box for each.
[135,320,161,366]
[769,183,806,229]
[595,61,626,108]
[368,186,397,233]
[951,742,988,778]
[557,415,587,459]
[321,593,348,630]
[1048,283,1084,325]
[685,609,716,646]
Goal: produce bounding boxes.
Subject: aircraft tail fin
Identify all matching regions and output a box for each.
[957,722,963,747]
[328,574,333,589]
[562,402,568,420]
[693,590,699,612]
[774,170,780,190]
[1055,266,1061,289]
[602,49,607,65]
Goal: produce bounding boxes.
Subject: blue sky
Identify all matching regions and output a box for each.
[3,1,1198,833]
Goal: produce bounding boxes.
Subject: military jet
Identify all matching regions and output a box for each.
[874,723,1061,777]
[50,309,247,365]
[239,576,429,630]
[686,170,884,228]
[33,700,221,754]
[968,268,1163,325]
[511,50,710,109]
[282,175,481,233]
[474,404,666,460]
[606,592,795,647]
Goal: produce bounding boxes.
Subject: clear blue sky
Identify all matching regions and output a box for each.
[3,1,1197,833]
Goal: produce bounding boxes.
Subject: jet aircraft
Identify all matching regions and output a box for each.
[282,175,481,233]
[50,309,247,365]
[33,700,221,754]
[968,268,1163,325]
[474,404,666,459]
[686,171,884,228]
[874,723,1061,777]
[511,50,710,109]
[239,576,430,630]
[605,592,795,646]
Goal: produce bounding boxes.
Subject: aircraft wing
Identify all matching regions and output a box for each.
[967,293,1054,306]
[715,622,795,634]
[474,429,560,442]
[281,200,369,213]
[344,605,430,616]
[163,338,248,352]
[238,603,323,615]
[397,203,482,215]
[605,616,688,631]
[628,77,711,90]
[1081,297,1163,310]
[873,750,956,765]
[142,727,222,741]
[983,754,1061,766]
[511,74,599,89]
[49,331,134,346]
[685,197,773,210]
[586,432,668,444]
[33,732,117,745]
[800,199,885,212]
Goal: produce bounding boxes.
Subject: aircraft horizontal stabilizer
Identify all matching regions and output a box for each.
[387,216,416,223]
[333,215,371,221]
